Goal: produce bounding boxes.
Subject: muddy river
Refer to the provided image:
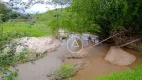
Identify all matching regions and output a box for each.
[69,45,142,80]
[16,38,142,80]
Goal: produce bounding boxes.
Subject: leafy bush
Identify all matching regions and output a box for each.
[54,64,78,80]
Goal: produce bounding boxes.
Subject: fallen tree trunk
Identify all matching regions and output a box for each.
[119,38,141,47]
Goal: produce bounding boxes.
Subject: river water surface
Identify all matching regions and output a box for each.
[16,38,142,80]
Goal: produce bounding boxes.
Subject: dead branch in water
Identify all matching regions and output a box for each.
[110,29,128,45]
[92,28,141,48]
[93,30,126,47]
[119,38,141,47]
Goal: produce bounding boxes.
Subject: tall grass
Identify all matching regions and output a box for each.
[94,64,142,80]
[1,22,52,37]
[2,71,18,80]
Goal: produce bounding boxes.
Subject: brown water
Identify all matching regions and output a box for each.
[15,38,142,80]
[16,40,71,80]
[64,44,142,80]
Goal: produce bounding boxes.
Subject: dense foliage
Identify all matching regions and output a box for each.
[48,0,142,41]
[0,3,19,22]
[71,0,142,39]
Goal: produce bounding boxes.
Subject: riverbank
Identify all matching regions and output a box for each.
[1,38,142,80]
[0,37,61,80]
[15,40,69,80]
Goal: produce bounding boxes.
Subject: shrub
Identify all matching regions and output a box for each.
[54,64,78,80]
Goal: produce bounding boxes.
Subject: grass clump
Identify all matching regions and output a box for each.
[2,71,18,80]
[0,50,32,72]
[54,64,78,80]
[15,50,37,63]
[0,50,38,80]
[94,64,142,80]
[0,54,16,72]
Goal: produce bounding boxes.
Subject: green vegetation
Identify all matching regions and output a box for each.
[0,1,52,37]
[54,64,78,80]
[0,29,41,78]
[0,0,142,80]
[0,54,15,72]
[0,25,49,74]
[0,50,40,80]
[0,49,42,72]
[2,71,18,80]
[32,10,57,22]
[0,4,52,76]
[68,77,72,80]
[15,50,36,63]
[46,0,142,45]
[71,0,142,38]
[1,22,51,37]
[0,50,28,72]
[0,3,25,22]
[0,28,30,74]
[94,64,142,80]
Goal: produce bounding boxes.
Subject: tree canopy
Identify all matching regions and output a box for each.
[71,0,142,38]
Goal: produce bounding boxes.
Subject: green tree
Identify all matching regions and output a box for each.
[0,2,21,22]
[10,12,20,19]
[0,3,11,22]
[71,0,142,39]
[0,3,8,14]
